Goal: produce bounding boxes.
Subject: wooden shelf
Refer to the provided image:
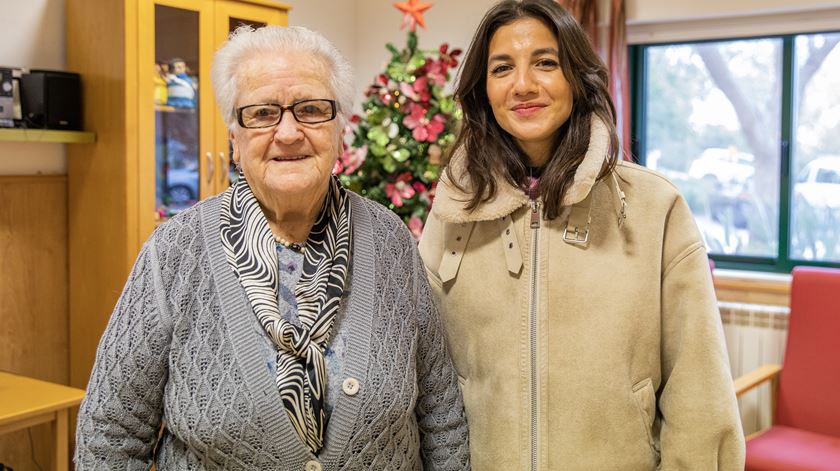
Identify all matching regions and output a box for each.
[155,104,197,113]
[0,128,96,144]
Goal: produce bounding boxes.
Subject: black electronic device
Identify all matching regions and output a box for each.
[0,67,24,128]
[19,70,82,130]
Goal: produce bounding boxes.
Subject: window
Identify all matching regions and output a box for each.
[632,31,840,271]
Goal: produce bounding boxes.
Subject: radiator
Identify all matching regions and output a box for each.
[719,301,790,435]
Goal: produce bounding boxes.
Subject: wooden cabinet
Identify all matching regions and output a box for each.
[66,0,289,389]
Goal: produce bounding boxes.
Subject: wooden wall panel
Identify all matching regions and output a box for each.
[0,175,68,471]
[66,0,132,391]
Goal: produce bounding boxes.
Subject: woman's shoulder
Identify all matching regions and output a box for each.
[347,191,416,246]
[348,191,408,229]
[613,160,683,200]
[611,160,700,234]
[145,194,222,255]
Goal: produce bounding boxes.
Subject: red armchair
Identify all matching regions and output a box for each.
[735,266,840,470]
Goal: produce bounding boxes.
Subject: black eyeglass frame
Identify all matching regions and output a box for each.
[236,99,338,128]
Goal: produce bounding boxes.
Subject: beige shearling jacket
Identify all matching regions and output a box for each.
[418,117,745,470]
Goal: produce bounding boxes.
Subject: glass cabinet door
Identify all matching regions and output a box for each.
[137,0,286,238]
[138,0,213,239]
[214,0,288,190]
[154,5,201,218]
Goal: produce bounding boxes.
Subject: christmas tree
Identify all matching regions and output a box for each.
[334,2,461,239]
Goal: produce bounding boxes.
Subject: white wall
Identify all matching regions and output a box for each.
[288,0,497,113]
[3,0,839,176]
[0,0,66,175]
[626,0,840,21]
[350,0,496,110]
[283,0,839,111]
[286,0,357,90]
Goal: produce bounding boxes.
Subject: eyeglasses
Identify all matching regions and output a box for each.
[236,99,337,128]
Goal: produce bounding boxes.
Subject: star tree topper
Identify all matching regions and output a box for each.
[394,0,433,31]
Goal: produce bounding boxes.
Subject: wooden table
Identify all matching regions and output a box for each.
[0,372,85,471]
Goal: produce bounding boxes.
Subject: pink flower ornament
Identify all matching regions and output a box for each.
[408,215,424,240]
[384,172,416,207]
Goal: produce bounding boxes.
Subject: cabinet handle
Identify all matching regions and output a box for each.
[206,151,214,184]
[218,152,227,185]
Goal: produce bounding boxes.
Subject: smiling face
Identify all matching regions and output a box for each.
[486,17,573,166]
[230,50,341,212]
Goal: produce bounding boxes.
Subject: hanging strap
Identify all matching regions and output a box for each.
[439,221,475,283]
[609,172,628,228]
[499,214,523,275]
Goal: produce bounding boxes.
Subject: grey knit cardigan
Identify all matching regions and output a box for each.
[75,192,471,470]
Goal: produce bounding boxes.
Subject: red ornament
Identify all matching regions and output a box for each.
[393,0,433,31]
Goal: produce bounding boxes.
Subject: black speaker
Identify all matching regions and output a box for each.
[20,70,82,130]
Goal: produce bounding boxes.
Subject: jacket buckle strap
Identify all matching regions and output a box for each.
[563,191,593,247]
[499,215,523,275]
[562,224,590,245]
[439,221,475,283]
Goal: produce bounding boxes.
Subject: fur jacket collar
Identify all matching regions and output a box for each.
[432,114,611,224]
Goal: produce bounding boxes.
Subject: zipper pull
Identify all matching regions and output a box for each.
[530,200,540,229]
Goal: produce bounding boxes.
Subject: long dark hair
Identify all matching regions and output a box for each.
[446,0,618,219]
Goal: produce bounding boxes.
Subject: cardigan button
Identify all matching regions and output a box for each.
[342,377,360,396]
[305,460,322,471]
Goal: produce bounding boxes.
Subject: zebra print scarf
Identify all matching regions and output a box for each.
[220,173,351,454]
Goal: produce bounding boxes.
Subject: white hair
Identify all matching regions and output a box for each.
[211,25,354,130]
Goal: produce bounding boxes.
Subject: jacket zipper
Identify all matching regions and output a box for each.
[529,199,540,471]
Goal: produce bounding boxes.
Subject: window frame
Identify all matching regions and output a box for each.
[630,32,840,273]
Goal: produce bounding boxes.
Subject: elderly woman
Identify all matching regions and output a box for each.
[419,0,743,469]
[75,26,469,470]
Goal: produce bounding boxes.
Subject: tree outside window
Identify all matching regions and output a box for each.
[635,31,840,270]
